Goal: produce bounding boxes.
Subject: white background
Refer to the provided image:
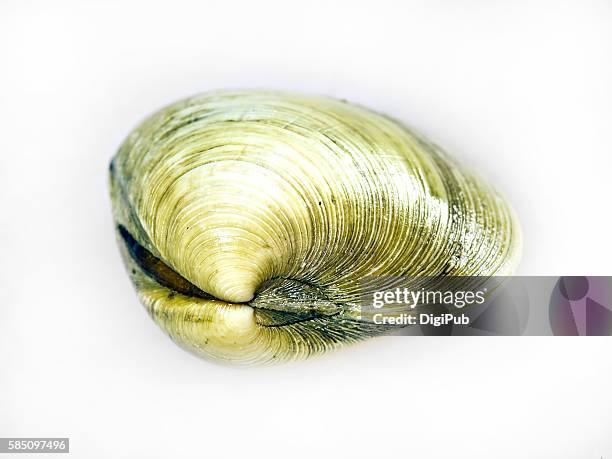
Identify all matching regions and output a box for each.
[1,1,611,457]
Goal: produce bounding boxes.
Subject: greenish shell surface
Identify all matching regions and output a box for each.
[109,90,521,365]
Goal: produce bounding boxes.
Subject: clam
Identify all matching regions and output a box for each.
[109,90,521,364]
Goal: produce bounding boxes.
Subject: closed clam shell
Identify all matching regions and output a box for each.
[109,90,521,364]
